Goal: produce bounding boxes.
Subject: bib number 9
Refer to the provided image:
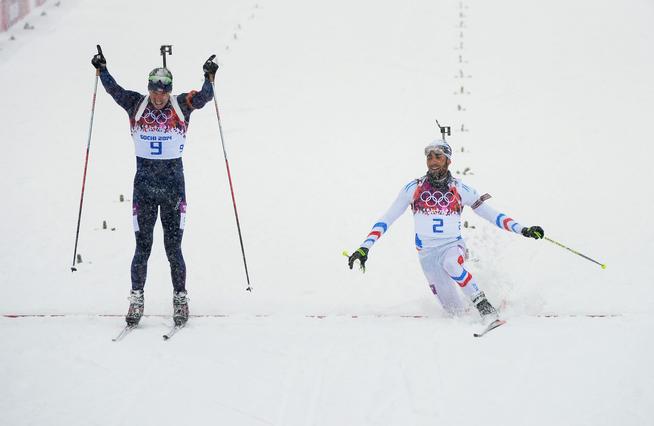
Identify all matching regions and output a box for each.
[150,141,162,155]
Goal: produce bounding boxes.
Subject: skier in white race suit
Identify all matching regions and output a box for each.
[347,140,544,319]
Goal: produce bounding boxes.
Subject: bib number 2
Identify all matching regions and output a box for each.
[432,218,444,233]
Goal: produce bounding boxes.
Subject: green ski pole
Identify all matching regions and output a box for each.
[542,236,606,269]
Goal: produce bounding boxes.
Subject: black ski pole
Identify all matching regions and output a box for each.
[206,55,252,291]
[71,45,102,272]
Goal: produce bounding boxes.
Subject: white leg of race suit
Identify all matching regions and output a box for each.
[418,242,472,316]
[440,245,483,301]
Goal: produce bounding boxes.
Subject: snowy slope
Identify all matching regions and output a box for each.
[2,314,652,426]
[1,0,652,316]
[1,0,653,425]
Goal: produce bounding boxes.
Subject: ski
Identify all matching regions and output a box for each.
[112,324,137,342]
[163,323,185,340]
[473,319,506,338]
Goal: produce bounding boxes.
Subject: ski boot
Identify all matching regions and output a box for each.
[126,290,144,326]
[472,291,498,321]
[173,291,189,326]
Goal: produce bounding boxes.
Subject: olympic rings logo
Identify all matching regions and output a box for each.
[419,190,456,208]
[142,107,173,125]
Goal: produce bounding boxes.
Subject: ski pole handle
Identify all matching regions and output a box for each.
[205,54,217,82]
[543,236,606,269]
[94,44,103,76]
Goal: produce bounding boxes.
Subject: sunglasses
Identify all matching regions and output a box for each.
[424,146,452,157]
[149,75,172,85]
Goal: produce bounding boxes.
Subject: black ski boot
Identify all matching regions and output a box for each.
[472,291,498,321]
[126,290,144,326]
[173,291,189,326]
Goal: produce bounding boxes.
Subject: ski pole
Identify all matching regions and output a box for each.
[207,55,252,291]
[542,236,606,269]
[71,45,102,272]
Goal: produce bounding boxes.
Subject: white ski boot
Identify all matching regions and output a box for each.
[472,291,498,321]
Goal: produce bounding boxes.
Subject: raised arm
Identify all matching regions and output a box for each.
[176,78,214,120]
[91,49,143,115]
[99,69,144,115]
[176,56,218,120]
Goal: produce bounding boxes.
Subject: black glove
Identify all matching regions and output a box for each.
[203,55,218,80]
[522,226,544,239]
[91,51,106,70]
[348,247,369,271]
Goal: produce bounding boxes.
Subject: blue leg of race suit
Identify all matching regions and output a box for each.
[131,178,186,293]
[131,196,156,291]
[160,195,186,293]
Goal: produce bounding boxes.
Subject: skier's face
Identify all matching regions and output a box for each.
[149,91,170,110]
[426,152,450,177]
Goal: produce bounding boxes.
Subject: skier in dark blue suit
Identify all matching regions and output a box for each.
[92,49,218,327]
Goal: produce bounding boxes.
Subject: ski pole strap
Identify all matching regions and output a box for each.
[543,236,606,269]
[356,248,367,257]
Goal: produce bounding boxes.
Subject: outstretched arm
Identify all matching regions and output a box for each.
[347,180,416,271]
[469,193,543,239]
[359,180,416,250]
[457,182,526,235]
[472,202,525,235]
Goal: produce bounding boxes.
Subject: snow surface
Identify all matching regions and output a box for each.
[1,0,653,425]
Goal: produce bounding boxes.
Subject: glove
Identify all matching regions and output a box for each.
[91,51,106,70]
[522,225,544,239]
[203,56,218,80]
[348,247,369,271]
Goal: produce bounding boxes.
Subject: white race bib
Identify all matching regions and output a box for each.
[131,96,187,159]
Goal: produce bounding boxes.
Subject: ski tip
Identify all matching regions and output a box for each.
[473,319,506,338]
